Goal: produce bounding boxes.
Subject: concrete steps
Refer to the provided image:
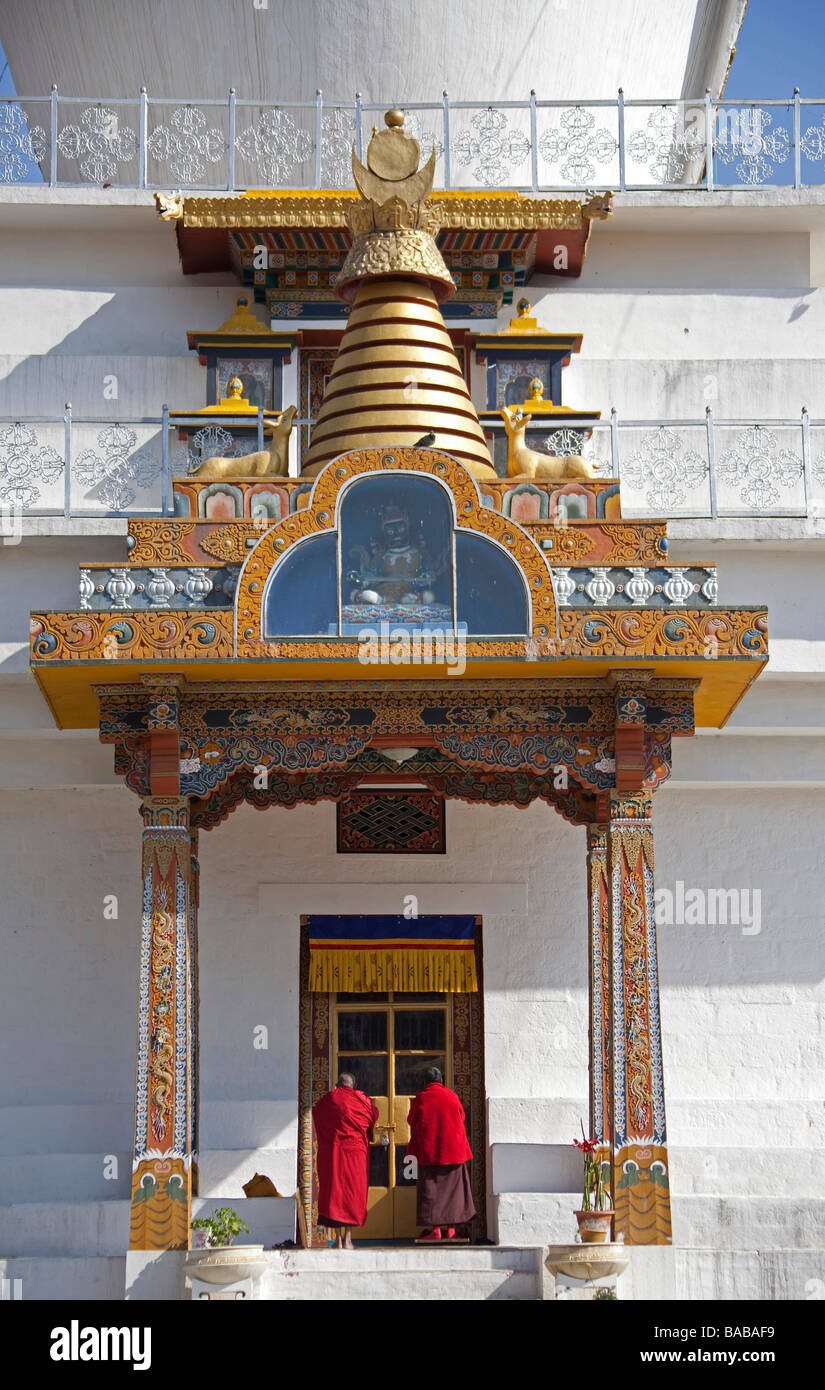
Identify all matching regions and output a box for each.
[0,1201,130,1257]
[0,1195,295,1258]
[1,1256,126,1301]
[0,1152,132,1203]
[197,1148,296,1200]
[494,1192,825,1250]
[669,1146,822,1197]
[0,1104,132,1156]
[258,1246,545,1301]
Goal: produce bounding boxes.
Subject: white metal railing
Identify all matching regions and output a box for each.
[2,90,825,192]
[1,407,824,522]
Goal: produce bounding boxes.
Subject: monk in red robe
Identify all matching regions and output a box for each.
[406,1066,475,1241]
[312,1073,378,1248]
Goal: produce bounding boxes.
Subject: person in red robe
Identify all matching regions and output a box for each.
[406,1066,475,1241]
[312,1073,378,1248]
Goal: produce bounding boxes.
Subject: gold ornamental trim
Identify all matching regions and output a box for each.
[337,227,454,300]
[159,189,612,231]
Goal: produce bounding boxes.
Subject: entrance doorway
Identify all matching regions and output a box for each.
[333,992,450,1239]
[298,918,487,1247]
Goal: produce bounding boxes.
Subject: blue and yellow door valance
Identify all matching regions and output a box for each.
[307,915,478,993]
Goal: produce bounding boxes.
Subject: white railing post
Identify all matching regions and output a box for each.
[355,92,363,161]
[315,89,323,188]
[443,91,452,189]
[161,403,170,515]
[139,87,148,188]
[529,89,538,192]
[49,85,58,187]
[793,89,801,189]
[617,89,626,192]
[704,89,714,192]
[63,402,72,518]
[706,406,718,519]
[610,407,619,477]
[801,406,812,518]
[228,89,236,190]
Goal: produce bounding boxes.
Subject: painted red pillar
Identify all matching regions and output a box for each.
[128,678,197,1250]
[587,671,672,1245]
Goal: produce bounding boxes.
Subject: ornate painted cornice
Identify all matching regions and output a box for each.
[157,189,612,231]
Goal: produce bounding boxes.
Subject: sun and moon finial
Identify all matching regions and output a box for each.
[351,108,437,206]
[336,108,451,303]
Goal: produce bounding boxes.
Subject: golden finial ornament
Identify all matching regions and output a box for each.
[336,108,452,303]
[351,108,437,208]
[301,108,496,480]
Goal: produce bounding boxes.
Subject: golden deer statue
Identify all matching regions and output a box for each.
[193,403,298,480]
[500,404,594,480]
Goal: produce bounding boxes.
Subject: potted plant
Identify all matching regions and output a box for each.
[573,1124,613,1243]
[186,1207,266,1288]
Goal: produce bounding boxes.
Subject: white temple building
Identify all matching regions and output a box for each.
[0,0,823,1303]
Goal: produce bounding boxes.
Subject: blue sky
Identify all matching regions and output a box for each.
[0,1,823,99]
[726,0,825,97]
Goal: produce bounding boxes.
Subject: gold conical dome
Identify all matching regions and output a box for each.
[301,113,496,480]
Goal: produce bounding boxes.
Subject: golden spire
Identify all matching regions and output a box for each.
[301,112,496,479]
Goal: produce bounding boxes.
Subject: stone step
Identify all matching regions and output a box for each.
[491,1143,822,1199]
[489,1097,825,1148]
[197,1149,296,1200]
[624,1245,825,1302]
[258,1247,544,1301]
[0,1099,298,1158]
[0,1152,132,1204]
[199,1101,297,1152]
[0,1104,132,1156]
[494,1192,578,1247]
[0,1196,295,1257]
[0,1256,126,1302]
[669,1146,822,1197]
[495,1192,825,1251]
[0,1202,130,1257]
[672,1196,825,1250]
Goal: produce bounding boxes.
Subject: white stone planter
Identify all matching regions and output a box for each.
[184,1244,267,1286]
[545,1241,629,1283]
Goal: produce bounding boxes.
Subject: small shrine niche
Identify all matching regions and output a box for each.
[169,296,302,470]
[186,295,300,410]
[262,471,530,640]
[472,298,601,476]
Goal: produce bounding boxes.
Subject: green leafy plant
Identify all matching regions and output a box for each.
[595,1286,617,1300]
[191,1207,250,1249]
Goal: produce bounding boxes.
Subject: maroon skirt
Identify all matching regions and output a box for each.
[416,1162,476,1227]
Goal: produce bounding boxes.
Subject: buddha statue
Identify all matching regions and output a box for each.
[347,503,438,608]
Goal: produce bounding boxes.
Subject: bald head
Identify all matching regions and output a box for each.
[337,1073,356,1089]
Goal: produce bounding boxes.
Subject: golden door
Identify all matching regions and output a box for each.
[332,992,451,1240]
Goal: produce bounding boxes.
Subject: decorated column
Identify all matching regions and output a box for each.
[129,795,195,1250]
[586,668,673,1245]
[129,675,196,1250]
[189,828,200,1187]
[605,787,671,1244]
[586,822,612,1187]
